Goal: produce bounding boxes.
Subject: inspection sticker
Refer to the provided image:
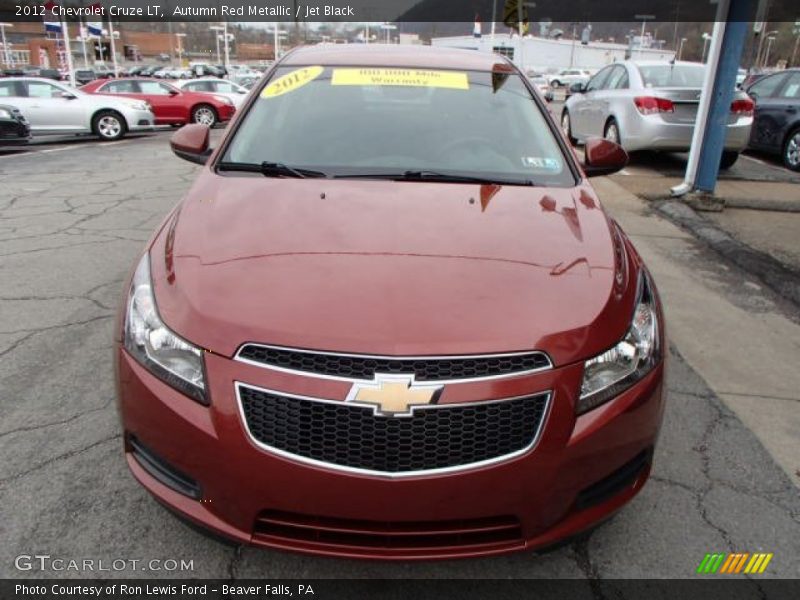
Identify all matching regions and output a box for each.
[331,68,469,90]
[261,66,324,98]
[522,156,561,171]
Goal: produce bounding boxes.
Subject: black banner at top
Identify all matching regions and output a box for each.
[0,0,798,23]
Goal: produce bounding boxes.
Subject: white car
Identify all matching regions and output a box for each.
[549,69,592,88]
[227,64,262,85]
[528,75,554,102]
[174,78,250,108]
[0,77,154,141]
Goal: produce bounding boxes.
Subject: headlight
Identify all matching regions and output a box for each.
[0,108,11,119]
[214,95,233,105]
[126,101,149,111]
[577,272,660,414]
[123,254,208,404]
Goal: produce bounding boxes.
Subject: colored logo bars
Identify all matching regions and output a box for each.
[697,552,773,574]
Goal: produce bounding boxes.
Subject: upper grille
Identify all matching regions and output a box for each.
[237,383,550,476]
[236,345,552,382]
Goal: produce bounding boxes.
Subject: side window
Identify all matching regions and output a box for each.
[213,82,235,93]
[0,81,20,97]
[749,74,785,99]
[777,73,800,100]
[101,80,136,93]
[605,67,629,90]
[26,82,61,98]
[137,81,172,95]
[586,68,611,92]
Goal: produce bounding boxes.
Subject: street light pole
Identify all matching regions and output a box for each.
[175,32,186,67]
[223,22,230,70]
[677,37,687,60]
[108,20,119,77]
[763,35,776,68]
[209,25,223,63]
[701,32,711,63]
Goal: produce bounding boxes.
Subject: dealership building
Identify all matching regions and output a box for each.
[431,32,676,71]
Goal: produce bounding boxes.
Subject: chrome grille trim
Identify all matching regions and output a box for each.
[234,343,554,383]
[235,381,552,479]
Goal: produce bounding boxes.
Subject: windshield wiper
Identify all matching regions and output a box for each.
[217,161,327,178]
[335,170,535,186]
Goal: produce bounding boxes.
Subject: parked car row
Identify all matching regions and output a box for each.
[560,61,800,172]
[0,75,244,144]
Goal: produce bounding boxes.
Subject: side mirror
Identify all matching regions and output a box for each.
[582,137,628,177]
[168,89,179,96]
[569,82,585,94]
[57,91,77,100]
[170,124,212,165]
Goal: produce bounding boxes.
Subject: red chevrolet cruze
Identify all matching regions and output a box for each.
[115,45,665,559]
[82,78,236,127]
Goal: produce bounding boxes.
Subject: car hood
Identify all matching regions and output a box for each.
[150,173,637,365]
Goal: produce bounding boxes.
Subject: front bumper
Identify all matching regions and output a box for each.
[116,346,665,560]
[621,112,752,153]
[218,104,236,122]
[122,108,156,131]
[0,118,31,145]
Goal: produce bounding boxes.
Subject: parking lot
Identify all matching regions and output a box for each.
[1,126,799,580]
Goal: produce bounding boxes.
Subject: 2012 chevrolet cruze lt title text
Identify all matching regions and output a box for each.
[115,45,665,559]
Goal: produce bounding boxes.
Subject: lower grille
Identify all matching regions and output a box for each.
[128,435,201,499]
[237,383,550,476]
[253,510,523,554]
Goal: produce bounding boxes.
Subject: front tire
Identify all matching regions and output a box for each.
[551,79,561,88]
[783,128,800,171]
[719,150,739,170]
[92,110,126,141]
[561,110,577,145]
[191,104,218,127]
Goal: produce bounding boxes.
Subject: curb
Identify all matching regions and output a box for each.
[722,197,800,213]
[655,200,800,308]
[639,193,800,214]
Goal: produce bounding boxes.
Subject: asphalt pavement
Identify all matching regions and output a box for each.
[1,131,798,580]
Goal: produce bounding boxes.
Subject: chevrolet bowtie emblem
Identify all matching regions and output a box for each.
[346,374,443,417]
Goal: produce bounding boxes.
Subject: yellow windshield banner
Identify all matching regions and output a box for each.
[331,68,469,90]
[261,65,324,98]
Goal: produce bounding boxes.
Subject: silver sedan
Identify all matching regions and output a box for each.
[561,61,754,169]
[0,77,154,141]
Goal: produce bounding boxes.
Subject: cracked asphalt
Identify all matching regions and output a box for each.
[1,132,798,581]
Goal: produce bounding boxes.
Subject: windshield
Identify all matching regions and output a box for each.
[638,64,705,88]
[222,65,574,186]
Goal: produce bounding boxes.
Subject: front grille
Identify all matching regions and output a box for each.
[236,344,552,382]
[238,384,549,475]
[253,510,523,554]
